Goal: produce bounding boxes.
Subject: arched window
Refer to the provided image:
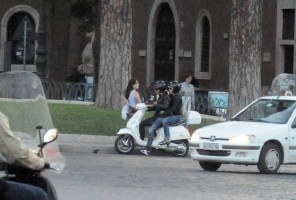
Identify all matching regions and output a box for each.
[7,12,36,65]
[195,10,212,79]
[201,16,210,73]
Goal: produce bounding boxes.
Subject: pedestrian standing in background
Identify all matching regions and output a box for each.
[181,72,195,111]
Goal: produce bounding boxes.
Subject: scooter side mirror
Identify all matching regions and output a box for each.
[38,128,58,157]
[145,95,155,105]
[43,128,58,144]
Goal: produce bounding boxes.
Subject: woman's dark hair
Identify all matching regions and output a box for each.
[184,72,192,80]
[125,78,138,99]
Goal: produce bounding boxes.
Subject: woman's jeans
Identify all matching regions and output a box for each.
[6,181,49,200]
[162,115,182,140]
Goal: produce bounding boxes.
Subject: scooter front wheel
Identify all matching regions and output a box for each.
[114,134,134,154]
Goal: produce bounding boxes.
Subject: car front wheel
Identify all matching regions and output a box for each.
[257,143,282,174]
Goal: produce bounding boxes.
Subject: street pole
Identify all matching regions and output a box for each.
[23,21,27,71]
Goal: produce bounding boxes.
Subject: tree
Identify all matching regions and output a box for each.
[95,0,132,109]
[228,0,263,117]
[47,0,71,80]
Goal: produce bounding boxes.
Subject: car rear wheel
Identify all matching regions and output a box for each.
[199,161,221,171]
[257,143,281,174]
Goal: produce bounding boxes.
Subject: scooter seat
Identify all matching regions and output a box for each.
[169,119,186,127]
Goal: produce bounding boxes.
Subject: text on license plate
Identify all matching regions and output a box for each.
[203,142,219,150]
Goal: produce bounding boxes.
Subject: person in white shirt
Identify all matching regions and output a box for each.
[180,72,195,111]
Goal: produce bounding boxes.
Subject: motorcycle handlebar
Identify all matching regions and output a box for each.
[44,163,51,169]
[0,161,6,171]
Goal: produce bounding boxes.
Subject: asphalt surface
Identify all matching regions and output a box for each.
[57,134,117,154]
[52,136,296,200]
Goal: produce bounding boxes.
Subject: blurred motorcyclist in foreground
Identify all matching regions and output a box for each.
[0,112,48,200]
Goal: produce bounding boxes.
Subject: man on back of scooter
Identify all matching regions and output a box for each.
[0,112,49,200]
[139,80,171,156]
[158,81,183,145]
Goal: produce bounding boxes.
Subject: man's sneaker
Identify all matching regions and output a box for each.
[159,140,170,145]
[139,148,150,156]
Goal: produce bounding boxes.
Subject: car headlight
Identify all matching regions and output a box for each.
[229,135,255,144]
[191,131,200,143]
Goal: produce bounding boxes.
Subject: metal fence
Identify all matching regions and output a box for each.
[42,81,229,118]
[195,91,228,118]
[139,88,229,118]
[42,80,95,102]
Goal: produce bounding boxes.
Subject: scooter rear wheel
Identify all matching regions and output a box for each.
[114,134,134,154]
[173,140,189,157]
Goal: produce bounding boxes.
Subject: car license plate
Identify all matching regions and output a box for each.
[203,142,219,150]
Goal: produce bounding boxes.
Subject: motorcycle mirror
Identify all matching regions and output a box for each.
[43,128,58,144]
[145,95,155,104]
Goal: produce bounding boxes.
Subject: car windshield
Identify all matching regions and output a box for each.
[232,99,296,124]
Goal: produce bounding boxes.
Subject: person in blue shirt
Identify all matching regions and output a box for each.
[125,78,141,117]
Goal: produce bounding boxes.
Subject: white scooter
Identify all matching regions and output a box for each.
[115,103,201,157]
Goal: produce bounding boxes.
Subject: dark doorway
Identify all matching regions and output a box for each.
[7,12,36,65]
[154,3,175,82]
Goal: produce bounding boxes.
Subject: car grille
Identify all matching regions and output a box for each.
[197,149,231,157]
[200,137,228,141]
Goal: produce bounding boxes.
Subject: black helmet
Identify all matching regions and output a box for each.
[168,81,181,93]
[153,80,167,91]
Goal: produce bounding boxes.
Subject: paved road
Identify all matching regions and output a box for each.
[46,149,296,200]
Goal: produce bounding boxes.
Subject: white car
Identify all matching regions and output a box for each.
[190,96,296,174]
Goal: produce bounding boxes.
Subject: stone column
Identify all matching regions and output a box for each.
[36,0,46,79]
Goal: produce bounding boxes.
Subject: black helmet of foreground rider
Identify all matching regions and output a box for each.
[139,80,170,146]
[150,80,169,115]
[158,81,183,145]
[0,112,49,200]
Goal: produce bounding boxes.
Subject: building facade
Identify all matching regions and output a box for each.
[0,0,293,92]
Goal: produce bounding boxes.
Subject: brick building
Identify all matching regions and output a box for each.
[0,0,294,92]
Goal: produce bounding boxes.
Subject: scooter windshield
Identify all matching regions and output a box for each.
[0,71,66,172]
